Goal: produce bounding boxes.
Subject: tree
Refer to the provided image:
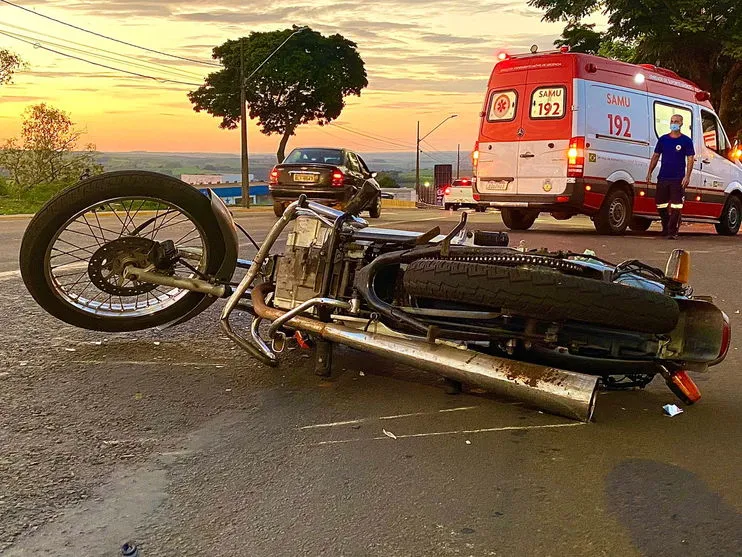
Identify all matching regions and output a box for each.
[532,0,742,137]
[189,27,368,162]
[376,172,400,188]
[554,22,602,54]
[0,103,100,192]
[0,49,25,86]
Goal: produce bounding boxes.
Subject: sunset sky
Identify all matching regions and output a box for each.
[0,0,603,156]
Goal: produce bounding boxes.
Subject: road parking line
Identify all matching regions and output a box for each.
[307,421,585,446]
[299,406,479,430]
[0,270,21,281]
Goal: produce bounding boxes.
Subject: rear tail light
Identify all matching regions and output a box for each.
[331,169,344,187]
[567,136,585,177]
[473,193,481,201]
[444,186,451,195]
[713,312,731,365]
[472,141,480,171]
[556,195,570,203]
[269,167,279,186]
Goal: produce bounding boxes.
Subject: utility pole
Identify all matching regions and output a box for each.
[456,143,460,179]
[239,39,250,208]
[415,121,420,199]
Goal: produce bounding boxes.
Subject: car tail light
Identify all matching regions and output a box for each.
[444,186,451,195]
[556,195,570,203]
[473,192,481,201]
[331,169,344,187]
[269,167,279,186]
[567,137,585,177]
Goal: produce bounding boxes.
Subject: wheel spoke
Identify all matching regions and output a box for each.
[47,196,206,318]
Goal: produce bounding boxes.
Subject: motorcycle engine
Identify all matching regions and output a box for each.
[272,216,332,310]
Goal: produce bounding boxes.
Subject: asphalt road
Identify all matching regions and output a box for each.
[1,208,741,556]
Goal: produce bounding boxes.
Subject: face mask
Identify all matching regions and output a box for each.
[670,123,681,132]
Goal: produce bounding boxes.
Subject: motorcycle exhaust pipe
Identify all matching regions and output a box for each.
[252,284,598,422]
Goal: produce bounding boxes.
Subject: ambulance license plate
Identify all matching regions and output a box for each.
[481,180,509,191]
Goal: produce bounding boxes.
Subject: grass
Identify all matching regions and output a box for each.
[0,183,68,215]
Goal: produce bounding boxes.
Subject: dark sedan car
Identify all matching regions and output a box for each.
[269,147,382,218]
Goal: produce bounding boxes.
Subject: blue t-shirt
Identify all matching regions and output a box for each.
[655,133,695,180]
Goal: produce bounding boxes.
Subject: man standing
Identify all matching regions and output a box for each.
[646,114,695,239]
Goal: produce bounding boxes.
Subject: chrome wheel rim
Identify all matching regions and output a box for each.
[45,197,207,318]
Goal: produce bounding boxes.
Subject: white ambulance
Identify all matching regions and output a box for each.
[473,48,742,235]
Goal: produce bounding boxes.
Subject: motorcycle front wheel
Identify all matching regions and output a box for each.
[20,171,230,332]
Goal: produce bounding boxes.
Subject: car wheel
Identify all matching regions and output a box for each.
[715,195,742,235]
[594,189,631,235]
[501,208,538,230]
[444,203,450,211]
[369,194,382,219]
[273,201,285,218]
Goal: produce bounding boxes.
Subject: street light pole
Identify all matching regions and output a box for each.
[240,39,250,208]
[456,143,460,178]
[238,26,308,209]
[415,114,457,203]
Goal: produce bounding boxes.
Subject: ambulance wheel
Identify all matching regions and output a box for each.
[594,189,631,235]
[629,217,652,232]
[501,208,537,230]
[715,195,741,235]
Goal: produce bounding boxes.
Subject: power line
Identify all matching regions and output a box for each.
[0,0,221,67]
[327,122,413,149]
[0,26,205,81]
[0,21,206,79]
[0,30,202,86]
[333,122,412,145]
[314,124,411,152]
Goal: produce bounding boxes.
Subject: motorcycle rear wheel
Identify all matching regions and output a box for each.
[403,259,679,334]
[20,171,229,332]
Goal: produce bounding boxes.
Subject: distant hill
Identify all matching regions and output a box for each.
[96,151,474,185]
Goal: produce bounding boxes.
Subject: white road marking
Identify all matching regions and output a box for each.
[0,270,21,281]
[309,422,585,446]
[299,406,479,430]
[70,360,229,367]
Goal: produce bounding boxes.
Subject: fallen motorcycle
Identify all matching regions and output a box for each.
[20,171,730,421]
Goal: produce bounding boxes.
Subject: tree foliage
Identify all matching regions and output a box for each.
[0,48,25,86]
[189,26,368,162]
[0,104,100,192]
[536,0,742,137]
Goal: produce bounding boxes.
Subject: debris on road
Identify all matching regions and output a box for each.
[663,404,684,417]
[64,348,76,352]
[154,341,161,346]
[382,429,397,439]
[359,371,365,376]
[465,440,472,445]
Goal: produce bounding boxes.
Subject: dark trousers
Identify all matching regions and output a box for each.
[656,179,684,236]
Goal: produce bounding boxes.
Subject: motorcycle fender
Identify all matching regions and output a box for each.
[207,189,239,281]
[163,189,239,329]
[662,299,726,365]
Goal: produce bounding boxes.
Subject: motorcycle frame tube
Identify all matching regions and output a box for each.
[123,266,228,297]
[252,283,598,422]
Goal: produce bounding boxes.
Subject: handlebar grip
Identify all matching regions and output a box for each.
[344,181,380,217]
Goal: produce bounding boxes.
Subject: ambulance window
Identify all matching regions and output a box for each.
[529,86,567,119]
[653,102,693,139]
[701,110,729,154]
[487,90,518,122]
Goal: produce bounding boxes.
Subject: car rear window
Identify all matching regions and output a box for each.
[284,148,344,164]
[487,90,518,122]
[529,86,566,119]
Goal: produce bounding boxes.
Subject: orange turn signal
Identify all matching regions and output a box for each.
[665,249,691,284]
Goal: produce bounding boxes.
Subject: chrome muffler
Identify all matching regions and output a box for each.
[252,284,598,422]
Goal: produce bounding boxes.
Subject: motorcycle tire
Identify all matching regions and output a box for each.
[20,171,230,332]
[403,259,679,334]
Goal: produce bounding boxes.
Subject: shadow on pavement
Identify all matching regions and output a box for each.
[605,458,742,556]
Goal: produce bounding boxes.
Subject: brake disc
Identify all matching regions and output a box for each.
[88,236,159,296]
